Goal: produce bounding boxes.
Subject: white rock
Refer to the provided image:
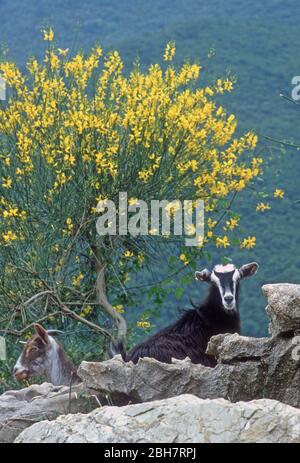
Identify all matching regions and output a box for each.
[15,394,300,443]
[263,283,300,336]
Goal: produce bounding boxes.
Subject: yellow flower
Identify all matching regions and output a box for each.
[115,304,125,314]
[2,177,12,189]
[185,224,196,236]
[2,207,20,218]
[72,273,84,287]
[226,218,239,230]
[223,79,234,92]
[43,28,54,42]
[241,236,256,249]
[256,202,271,212]
[164,42,176,61]
[52,244,59,253]
[124,250,134,258]
[63,217,74,233]
[80,305,93,317]
[55,172,68,187]
[149,228,158,235]
[137,320,152,329]
[207,218,217,229]
[179,253,189,265]
[274,189,285,199]
[216,236,230,248]
[58,48,69,57]
[129,198,139,206]
[205,86,214,96]
[137,253,145,265]
[138,170,151,182]
[2,230,17,244]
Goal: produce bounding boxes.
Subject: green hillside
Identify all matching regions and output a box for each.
[1,0,300,339]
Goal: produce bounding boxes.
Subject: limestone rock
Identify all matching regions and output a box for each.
[78,354,264,406]
[78,327,300,408]
[263,283,300,336]
[15,394,300,443]
[0,382,98,443]
[206,332,271,363]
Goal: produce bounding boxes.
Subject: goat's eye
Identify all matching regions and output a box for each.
[32,358,42,367]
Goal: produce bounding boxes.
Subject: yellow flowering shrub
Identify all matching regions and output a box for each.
[0,32,266,358]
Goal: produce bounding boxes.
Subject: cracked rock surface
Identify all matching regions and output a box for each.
[0,382,97,443]
[77,331,300,408]
[15,394,300,443]
[263,284,300,336]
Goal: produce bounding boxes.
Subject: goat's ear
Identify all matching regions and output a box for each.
[47,329,64,337]
[195,269,211,282]
[34,324,50,345]
[239,262,259,279]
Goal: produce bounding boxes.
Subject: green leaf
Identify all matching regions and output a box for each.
[175,287,184,300]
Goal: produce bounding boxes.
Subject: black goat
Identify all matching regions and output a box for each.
[113,262,259,366]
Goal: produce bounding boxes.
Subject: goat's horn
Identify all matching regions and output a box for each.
[47,329,65,336]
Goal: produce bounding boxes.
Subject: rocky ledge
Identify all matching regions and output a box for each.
[0,382,98,443]
[15,394,300,443]
[78,284,300,408]
[1,282,300,443]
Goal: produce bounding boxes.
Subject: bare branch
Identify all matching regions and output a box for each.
[49,293,112,340]
[2,266,113,340]
[21,290,54,307]
[0,311,62,337]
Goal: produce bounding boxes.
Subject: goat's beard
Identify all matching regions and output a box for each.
[222,301,237,313]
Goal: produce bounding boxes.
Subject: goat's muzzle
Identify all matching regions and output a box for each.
[14,367,29,381]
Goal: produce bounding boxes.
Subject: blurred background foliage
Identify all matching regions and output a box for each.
[1,0,300,390]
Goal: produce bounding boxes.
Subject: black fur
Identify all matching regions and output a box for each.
[117,281,241,366]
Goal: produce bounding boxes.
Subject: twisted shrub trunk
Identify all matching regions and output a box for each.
[94,251,127,344]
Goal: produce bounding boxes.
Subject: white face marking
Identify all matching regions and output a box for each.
[14,355,24,373]
[211,266,241,312]
[214,264,236,273]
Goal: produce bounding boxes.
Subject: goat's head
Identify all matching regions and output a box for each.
[13,324,63,382]
[195,262,259,313]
